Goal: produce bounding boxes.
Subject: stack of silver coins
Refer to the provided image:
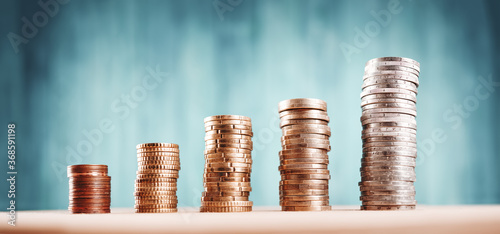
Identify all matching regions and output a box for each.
[359,57,420,210]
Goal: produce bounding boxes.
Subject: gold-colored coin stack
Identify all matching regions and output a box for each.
[135,143,180,213]
[68,164,111,214]
[200,115,253,212]
[278,98,332,211]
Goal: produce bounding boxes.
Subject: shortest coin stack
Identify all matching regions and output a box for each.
[68,164,111,214]
[278,98,332,212]
[135,143,181,213]
[201,115,254,212]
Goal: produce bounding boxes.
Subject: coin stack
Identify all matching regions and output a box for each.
[135,143,180,213]
[278,98,332,212]
[201,115,254,212]
[68,164,111,214]
[359,57,420,210]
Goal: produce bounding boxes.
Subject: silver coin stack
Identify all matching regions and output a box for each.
[359,57,420,211]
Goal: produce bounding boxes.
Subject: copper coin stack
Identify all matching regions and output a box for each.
[278,98,332,212]
[359,57,420,210]
[135,143,180,213]
[200,115,254,212]
[68,164,111,214]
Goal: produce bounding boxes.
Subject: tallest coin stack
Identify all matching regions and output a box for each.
[359,57,420,210]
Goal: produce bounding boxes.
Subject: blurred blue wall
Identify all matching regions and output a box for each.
[1,0,499,210]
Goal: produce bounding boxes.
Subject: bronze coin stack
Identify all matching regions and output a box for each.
[360,57,420,210]
[278,98,332,211]
[200,115,253,212]
[135,143,180,213]
[68,164,111,214]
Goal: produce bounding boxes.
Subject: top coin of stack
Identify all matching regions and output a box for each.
[201,115,253,212]
[278,98,332,212]
[360,57,420,210]
[135,143,181,213]
[67,164,111,214]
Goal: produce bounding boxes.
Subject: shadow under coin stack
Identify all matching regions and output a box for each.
[201,115,253,212]
[68,164,111,214]
[359,57,420,210]
[135,143,180,213]
[278,98,332,211]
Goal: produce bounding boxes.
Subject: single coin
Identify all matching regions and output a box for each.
[362,141,417,148]
[279,169,330,175]
[280,119,329,128]
[282,138,330,145]
[205,134,252,140]
[361,131,416,139]
[361,97,416,107]
[204,186,252,192]
[280,109,328,118]
[204,181,251,187]
[362,200,417,206]
[137,152,179,157]
[204,148,252,155]
[365,61,420,73]
[280,148,328,155]
[361,171,416,177]
[361,190,415,196]
[360,112,415,121]
[362,120,417,129]
[205,124,252,131]
[204,115,251,122]
[279,164,328,170]
[137,147,179,153]
[282,124,331,131]
[281,206,331,211]
[361,175,416,182]
[136,143,178,149]
[363,84,418,94]
[362,136,416,143]
[280,200,329,206]
[281,174,331,180]
[134,191,177,196]
[205,129,253,137]
[361,108,417,117]
[202,191,250,197]
[281,133,330,141]
[361,161,416,168]
[365,57,420,66]
[362,126,416,134]
[281,158,329,165]
[361,205,415,210]
[205,162,251,169]
[365,65,419,76]
[360,195,415,201]
[280,195,329,201]
[359,185,415,191]
[282,143,331,151]
[279,153,329,160]
[361,93,417,103]
[362,102,416,111]
[279,184,328,190]
[278,98,327,112]
[206,157,252,164]
[135,208,177,213]
[283,128,331,136]
[205,143,253,150]
[203,176,250,183]
[204,167,251,173]
[204,119,252,126]
[203,172,250,178]
[280,189,328,196]
[205,152,252,159]
[280,179,328,185]
[201,196,249,202]
[362,75,419,87]
[280,113,330,122]
[363,74,419,87]
[201,201,253,207]
[363,150,417,157]
[363,70,419,81]
[200,206,252,212]
[205,139,253,145]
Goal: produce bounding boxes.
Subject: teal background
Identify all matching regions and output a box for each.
[1,0,499,210]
